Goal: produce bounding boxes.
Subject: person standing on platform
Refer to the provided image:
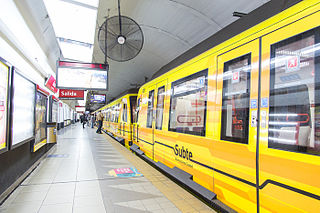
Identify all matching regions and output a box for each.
[91,115,95,128]
[96,111,104,134]
[82,113,87,128]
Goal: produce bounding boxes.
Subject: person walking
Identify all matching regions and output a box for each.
[82,113,87,128]
[96,111,104,134]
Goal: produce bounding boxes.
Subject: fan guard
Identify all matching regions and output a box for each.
[98,16,144,62]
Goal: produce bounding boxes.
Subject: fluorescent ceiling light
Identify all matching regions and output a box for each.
[58,38,93,62]
[72,0,99,7]
[44,0,98,62]
[44,0,97,44]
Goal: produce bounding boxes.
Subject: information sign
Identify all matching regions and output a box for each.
[59,89,84,100]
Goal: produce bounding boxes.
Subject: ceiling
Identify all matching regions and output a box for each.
[14,0,271,111]
[91,0,269,110]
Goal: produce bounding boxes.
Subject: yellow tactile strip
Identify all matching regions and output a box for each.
[102,133,215,213]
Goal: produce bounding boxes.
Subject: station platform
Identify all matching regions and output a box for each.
[0,124,214,213]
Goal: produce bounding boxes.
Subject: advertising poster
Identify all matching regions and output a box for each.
[90,94,106,104]
[0,61,9,151]
[34,92,47,151]
[11,71,35,147]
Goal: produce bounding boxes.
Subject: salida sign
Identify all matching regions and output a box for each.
[59,89,84,100]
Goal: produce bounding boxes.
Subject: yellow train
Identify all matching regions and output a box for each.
[99,89,138,148]
[98,1,320,212]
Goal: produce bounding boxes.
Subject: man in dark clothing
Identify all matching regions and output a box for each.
[82,113,87,128]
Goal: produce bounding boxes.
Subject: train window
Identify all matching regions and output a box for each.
[111,106,115,122]
[129,96,137,123]
[221,54,251,144]
[169,69,208,136]
[269,29,320,155]
[146,90,155,128]
[135,98,141,123]
[115,104,120,123]
[122,103,127,122]
[156,86,165,130]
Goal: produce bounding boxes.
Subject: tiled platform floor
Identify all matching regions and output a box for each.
[0,124,215,213]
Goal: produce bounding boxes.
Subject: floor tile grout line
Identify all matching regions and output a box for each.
[71,128,82,213]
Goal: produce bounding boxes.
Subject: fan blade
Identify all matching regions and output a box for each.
[107,29,118,37]
[125,41,140,51]
[123,28,140,38]
[106,42,118,51]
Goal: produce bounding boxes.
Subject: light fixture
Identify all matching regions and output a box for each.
[117,35,126,45]
[233,12,247,18]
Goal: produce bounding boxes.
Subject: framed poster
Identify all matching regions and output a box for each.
[48,95,59,123]
[33,86,49,152]
[0,58,11,154]
[11,68,35,149]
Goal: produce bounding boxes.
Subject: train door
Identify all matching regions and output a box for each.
[258,14,320,212]
[153,79,167,161]
[132,98,140,145]
[215,39,259,211]
[121,99,129,145]
[139,85,156,159]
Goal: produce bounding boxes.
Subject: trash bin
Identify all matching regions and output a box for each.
[47,122,57,143]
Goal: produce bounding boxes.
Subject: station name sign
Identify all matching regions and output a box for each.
[59,89,84,100]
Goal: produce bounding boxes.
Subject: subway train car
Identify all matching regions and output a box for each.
[100,89,138,148]
[130,1,320,212]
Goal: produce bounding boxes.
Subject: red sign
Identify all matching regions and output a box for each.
[52,95,59,102]
[59,61,107,70]
[59,89,84,100]
[36,85,50,96]
[232,71,240,83]
[287,56,300,72]
[45,75,58,93]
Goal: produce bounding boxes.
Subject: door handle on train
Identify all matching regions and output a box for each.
[137,124,139,142]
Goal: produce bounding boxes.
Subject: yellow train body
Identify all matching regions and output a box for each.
[100,1,320,212]
[99,92,137,148]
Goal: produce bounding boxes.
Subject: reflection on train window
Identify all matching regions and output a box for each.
[221,54,251,144]
[269,29,320,155]
[135,98,141,123]
[115,104,120,123]
[169,69,208,136]
[146,90,155,128]
[122,103,127,122]
[111,107,114,122]
[156,86,165,130]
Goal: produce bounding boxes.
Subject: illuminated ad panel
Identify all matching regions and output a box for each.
[90,94,106,104]
[0,60,9,152]
[75,106,85,113]
[34,90,48,152]
[59,89,84,100]
[11,71,35,148]
[57,61,108,90]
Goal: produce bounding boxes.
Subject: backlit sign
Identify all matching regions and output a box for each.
[57,61,108,90]
[59,89,84,100]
